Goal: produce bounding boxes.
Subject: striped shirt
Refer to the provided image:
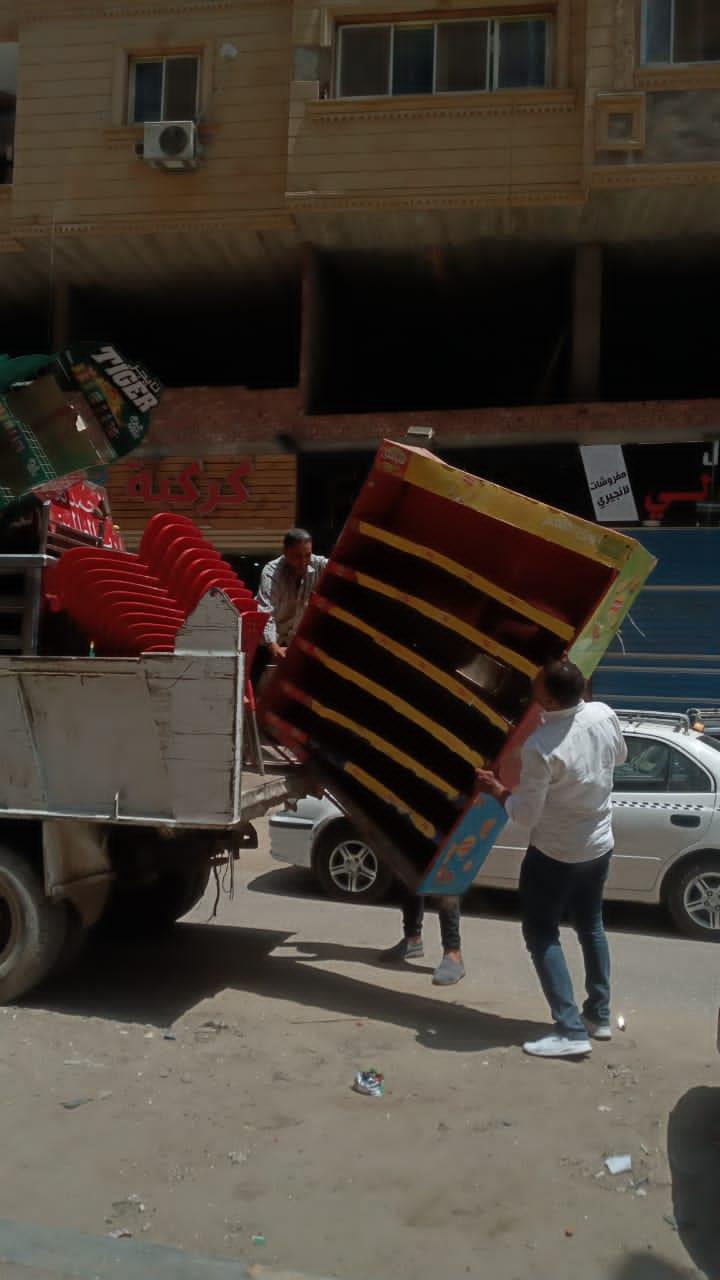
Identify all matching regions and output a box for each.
[257,554,328,646]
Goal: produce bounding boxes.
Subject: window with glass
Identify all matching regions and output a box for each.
[643,0,720,64]
[336,17,549,98]
[129,55,200,123]
[668,748,713,793]
[613,735,713,793]
[614,736,671,791]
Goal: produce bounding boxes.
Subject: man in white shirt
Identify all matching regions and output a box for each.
[255,528,328,662]
[476,658,627,1060]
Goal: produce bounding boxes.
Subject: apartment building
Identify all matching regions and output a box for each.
[0,0,718,554]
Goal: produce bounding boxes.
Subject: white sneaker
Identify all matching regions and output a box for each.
[584,1017,612,1041]
[523,1034,592,1058]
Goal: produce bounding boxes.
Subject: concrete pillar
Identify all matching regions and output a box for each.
[570,244,603,402]
[51,279,71,351]
[299,244,320,413]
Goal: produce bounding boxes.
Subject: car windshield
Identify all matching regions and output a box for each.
[699,732,720,752]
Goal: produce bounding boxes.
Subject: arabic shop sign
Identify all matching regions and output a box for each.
[579,445,639,524]
[126,459,251,518]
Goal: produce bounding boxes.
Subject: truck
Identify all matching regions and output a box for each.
[0,483,303,1002]
[0,349,303,1003]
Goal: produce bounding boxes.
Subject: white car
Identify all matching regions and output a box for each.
[270,712,720,941]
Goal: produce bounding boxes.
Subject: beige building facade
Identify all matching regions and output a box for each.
[0,0,719,548]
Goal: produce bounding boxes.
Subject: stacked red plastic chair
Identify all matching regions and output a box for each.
[50,513,268,668]
[52,547,184,656]
[139,513,267,669]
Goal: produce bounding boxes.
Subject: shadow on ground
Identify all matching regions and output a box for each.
[611,1256,698,1279]
[667,1086,720,1278]
[248,865,686,943]
[22,922,546,1052]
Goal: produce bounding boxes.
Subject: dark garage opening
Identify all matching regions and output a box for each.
[305,245,573,414]
[70,276,302,389]
[602,245,720,402]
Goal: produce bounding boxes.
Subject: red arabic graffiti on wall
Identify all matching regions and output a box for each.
[126,460,252,518]
[643,473,711,522]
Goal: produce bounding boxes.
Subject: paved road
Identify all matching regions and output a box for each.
[2,825,718,1280]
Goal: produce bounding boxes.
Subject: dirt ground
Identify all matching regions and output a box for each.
[2,823,719,1280]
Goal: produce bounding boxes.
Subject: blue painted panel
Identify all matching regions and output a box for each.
[622,528,720,586]
[593,667,720,707]
[596,529,720,711]
[607,592,720,656]
[419,793,507,895]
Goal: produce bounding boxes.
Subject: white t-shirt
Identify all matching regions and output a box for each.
[505,700,628,863]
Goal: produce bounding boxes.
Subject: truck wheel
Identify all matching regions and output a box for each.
[666,853,720,941]
[100,867,212,934]
[136,864,212,927]
[100,828,213,936]
[0,848,68,1002]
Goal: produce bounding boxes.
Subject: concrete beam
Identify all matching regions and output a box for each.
[570,244,603,402]
[140,385,720,454]
[298,243,319,415]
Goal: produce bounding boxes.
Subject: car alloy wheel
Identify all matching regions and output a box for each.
[683,869,720,933]
[327,839,379,896]
[314,820,394,903]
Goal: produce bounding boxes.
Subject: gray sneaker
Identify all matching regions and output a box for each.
[379,938,424,963]
[432,955,466,986]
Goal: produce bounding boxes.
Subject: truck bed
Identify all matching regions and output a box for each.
[0,592,291,829]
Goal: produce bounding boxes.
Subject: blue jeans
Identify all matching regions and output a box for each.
[520,844,612,1041]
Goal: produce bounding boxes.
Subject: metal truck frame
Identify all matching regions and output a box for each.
[0,581,299,1002]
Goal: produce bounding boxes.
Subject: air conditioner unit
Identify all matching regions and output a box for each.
[142,120,198,170]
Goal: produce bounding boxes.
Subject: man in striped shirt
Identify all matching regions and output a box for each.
[256,528,328,662]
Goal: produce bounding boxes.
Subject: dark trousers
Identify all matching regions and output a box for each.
[250,643,272,687]
[402,888,461,952]
[520,844,612,1041]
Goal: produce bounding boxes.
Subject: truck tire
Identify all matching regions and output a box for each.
[100,868,212,935]
[0,847,68,1002]
[133,864,212,928]
[100,827,213,935]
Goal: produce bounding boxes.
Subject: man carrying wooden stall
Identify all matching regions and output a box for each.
[476,658,627,1060]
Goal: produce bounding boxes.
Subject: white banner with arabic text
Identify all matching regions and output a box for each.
[579,445,638,523]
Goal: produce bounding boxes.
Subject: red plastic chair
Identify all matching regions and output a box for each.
[60,578,183,635]
[161,546,245,590]
[239,610,269,668]
[74,593,183,630]
[54,511,260,660]
[72,599,179,645]
[139,512,199,561]
[142,525,219,570]
[62,571,180,611]
[168,576,252,616]
[58,547,147,577]
[146,535,252,600]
